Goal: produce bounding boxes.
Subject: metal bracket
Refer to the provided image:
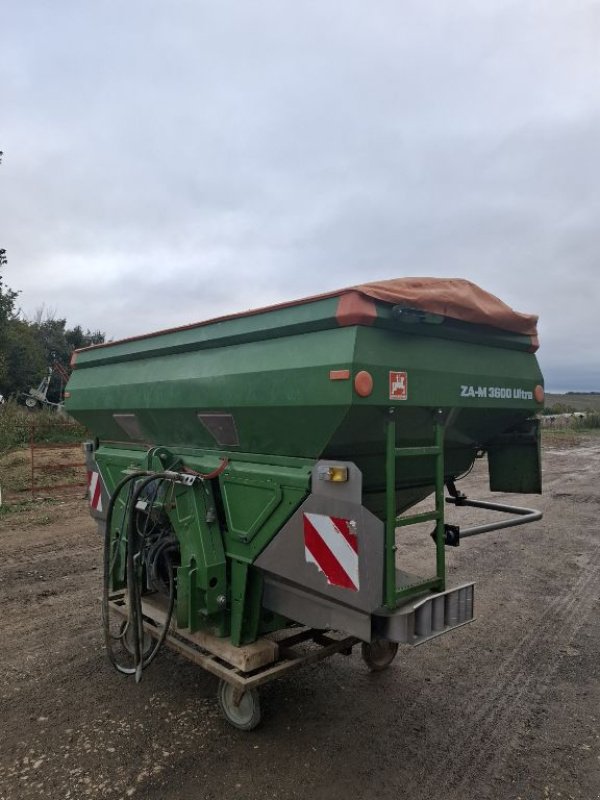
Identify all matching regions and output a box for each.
[430,523,460,547]
[445,479,466,502]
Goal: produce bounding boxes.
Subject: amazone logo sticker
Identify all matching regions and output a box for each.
[389,371,408,400]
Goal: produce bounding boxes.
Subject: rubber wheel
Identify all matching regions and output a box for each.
[217,681,262,731]
[361,640,399,672]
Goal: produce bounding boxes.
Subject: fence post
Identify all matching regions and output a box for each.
[30,422,35,500]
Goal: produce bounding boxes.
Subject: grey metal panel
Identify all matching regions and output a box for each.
[255,492,384,614]
[374,582,476,644]
[311,460,362,504]
[262,577,372,641]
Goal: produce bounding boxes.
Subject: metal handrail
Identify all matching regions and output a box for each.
[445,497,542,538]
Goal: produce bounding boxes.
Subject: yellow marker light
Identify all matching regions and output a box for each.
[318,465,349,482]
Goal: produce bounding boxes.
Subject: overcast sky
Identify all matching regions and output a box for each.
[2,1,599,391]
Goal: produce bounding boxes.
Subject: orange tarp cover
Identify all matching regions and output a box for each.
[352,278,538,337]
[75,276,538,355]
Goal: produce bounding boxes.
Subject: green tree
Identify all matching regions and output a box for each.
[65,324,105,351]
[2,319,46,398]
[0,270,18,328]
[0,287,106,402]
[0,267,19,393]
[28,314,105,402]
[0,151,10,322]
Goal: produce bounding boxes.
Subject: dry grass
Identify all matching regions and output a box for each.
[0,400,86,456]
[0,401,87,508]
[545,392,600,412]
[541,427,600,449]
[0,443,86,506]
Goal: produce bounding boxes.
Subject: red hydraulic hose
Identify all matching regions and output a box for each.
[182,459,229,480]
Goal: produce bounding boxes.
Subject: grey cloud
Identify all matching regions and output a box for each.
[1,0,600,390]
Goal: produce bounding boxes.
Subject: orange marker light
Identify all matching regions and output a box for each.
[354,370,373,397]
[317,465,349,482]
[329,369,351,381]
[534,385,545,404]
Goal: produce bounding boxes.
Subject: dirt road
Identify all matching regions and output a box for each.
[1,437,599,800]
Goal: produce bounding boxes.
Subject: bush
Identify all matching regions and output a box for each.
[0,399,87,456]
[542,403,576,415]
[0,400,31,454]
[573,413,600,430]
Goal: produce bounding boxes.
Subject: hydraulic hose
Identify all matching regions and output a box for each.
[102,470,178,680]
[103,470,149,674]
[182,459,228,480]
[126,474,177,682]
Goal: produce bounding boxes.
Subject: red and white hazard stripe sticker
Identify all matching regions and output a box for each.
[87,470,103,512]
[303,513,359,591]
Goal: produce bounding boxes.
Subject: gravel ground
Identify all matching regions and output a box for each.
[1,436,599,800]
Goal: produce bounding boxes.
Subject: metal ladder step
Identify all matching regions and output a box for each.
[376,582,476,645]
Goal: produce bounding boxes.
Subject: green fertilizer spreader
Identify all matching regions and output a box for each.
[66,277,543,729]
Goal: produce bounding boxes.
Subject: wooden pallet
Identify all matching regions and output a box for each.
[109,593,358,691]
